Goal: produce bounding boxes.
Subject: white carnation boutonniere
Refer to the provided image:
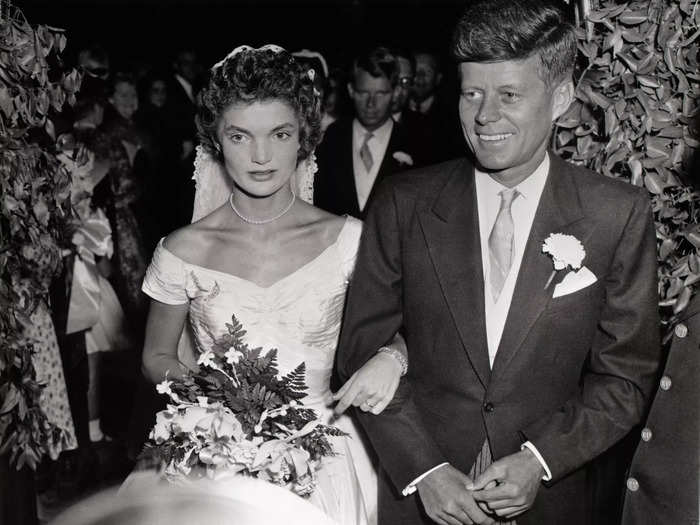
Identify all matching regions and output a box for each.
[392,151,414,166]
[542,233,586,289]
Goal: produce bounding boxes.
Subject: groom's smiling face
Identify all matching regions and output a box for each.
[458,55,573,186]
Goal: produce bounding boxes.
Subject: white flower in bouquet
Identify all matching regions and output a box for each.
[197,350,216,368]
[156,378,180,402]
[225,347,244,365]
[151,408,176,443]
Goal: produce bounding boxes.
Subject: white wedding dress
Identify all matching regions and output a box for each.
[140,215,376,525]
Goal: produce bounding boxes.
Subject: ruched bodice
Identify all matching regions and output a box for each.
[141,216,375,525]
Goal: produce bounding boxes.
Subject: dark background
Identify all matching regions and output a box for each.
[21,0,469,73]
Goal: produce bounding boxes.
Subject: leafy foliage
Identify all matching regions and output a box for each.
[0,2,81,469]
[555,0,700,339]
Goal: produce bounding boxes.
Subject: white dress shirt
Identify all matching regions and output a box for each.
[352,118,393,211]
[402,154,553,496]
[476,155,549,365]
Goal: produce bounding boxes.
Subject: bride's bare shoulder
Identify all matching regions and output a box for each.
[298,201,342,226]
[301,203,350,239]
[162,209,227,263]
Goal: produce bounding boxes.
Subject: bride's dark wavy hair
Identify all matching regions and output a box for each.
[197,48,322,163]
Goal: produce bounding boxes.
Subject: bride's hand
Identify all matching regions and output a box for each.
[332,352,402,416]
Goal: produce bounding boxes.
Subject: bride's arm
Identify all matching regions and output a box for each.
[333,332,407,416]
[141,300,190,384]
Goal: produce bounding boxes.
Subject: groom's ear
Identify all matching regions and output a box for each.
[551,78,575,122]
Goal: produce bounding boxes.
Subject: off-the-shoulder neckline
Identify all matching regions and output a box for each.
[158,216,358,290]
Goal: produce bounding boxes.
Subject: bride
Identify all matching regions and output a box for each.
[138,45,407,525]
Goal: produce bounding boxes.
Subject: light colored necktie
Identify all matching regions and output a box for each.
[359,132,374,172]
[488,188,520,302]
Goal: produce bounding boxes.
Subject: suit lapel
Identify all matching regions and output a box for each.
[365,121,403,212]
[338,120,361,217]
[491,155,590,378]
[418,159,491,388]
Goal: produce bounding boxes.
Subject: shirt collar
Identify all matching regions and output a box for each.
[353,117,393,144]
[174,73,191,88]
[418,95,435,114]
[475,153,550,202]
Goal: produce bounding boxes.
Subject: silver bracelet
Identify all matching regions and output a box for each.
[377,346,408,376]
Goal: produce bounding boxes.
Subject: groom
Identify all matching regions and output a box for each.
[336,1,661,524]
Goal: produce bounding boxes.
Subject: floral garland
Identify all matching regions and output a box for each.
[0,3,81,469]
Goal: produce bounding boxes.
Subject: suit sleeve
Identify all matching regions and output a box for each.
[522,191,661,482]
[336,183,447,493]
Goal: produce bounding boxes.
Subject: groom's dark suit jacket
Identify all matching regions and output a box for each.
[336,154,661,524]
[313,118,418,219]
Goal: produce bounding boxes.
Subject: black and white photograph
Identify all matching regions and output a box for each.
[0,0,698,524]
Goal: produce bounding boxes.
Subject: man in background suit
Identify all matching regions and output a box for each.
[168,49,201,162]
[164,49,202,232]
[336,1,661,524]
[409,49,464,162]
[314,47,418,219]
[391,48,435,167]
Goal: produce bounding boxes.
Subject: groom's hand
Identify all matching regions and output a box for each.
[417,465,495,525]
[469,448,544,519]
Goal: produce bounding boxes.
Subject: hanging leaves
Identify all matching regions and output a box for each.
[0,3,81,470]
[554,0,699,336]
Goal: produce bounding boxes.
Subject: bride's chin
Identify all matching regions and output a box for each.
[232,181,293,200]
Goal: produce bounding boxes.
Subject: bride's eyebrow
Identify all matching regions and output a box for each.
[223,124,249,134]
[222,122,297,134]
[271,122,297,131]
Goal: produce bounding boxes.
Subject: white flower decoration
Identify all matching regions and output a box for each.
[225,347,243,365]
[197,350,216,368]
[156,378,181,403]
[542,233,585,271]
[392,151,414,166]
[156,379,173,396]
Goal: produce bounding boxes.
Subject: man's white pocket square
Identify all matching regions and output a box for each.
[552,266,597,298]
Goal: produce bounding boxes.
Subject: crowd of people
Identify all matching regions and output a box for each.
[29,0,697,524]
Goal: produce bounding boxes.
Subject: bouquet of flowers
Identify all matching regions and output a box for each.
[144,315,344,497]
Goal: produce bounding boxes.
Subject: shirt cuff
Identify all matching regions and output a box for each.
[401,463,450,496]
[521,441,552,481]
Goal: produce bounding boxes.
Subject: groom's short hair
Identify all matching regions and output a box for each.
[452,0,576,86]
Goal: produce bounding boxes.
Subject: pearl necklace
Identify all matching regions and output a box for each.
[229,191,296,225]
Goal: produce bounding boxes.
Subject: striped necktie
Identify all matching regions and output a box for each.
[488,188,520,302]
[359,132,374,172]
